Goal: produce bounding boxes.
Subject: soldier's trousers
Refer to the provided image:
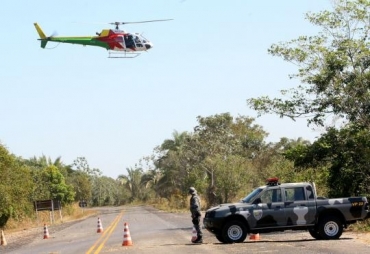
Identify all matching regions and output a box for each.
[192,215,203,236]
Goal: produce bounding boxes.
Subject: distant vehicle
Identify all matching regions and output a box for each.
[203,177,370,243]
[34,19,172,58]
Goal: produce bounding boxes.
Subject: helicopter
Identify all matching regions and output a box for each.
[34,19,172,58]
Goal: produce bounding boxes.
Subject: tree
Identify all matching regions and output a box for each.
[41,165,75,203]
[68,171,92,202]
[72,157,92,174]
[118,167,144,201]
[153,131,192,200]
[285,125,370,197]
[0,144,34,227]
[247,0,370,197]
[90,176,121,206]
[247,0,370,128]
[25,155,72,177]
[182,113,268,205]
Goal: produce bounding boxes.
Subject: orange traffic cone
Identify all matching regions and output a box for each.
[97,217,103,233]
[43,224,50,239]
[122,222,133,246]
[1,230,7,246]
[191,226,197,242]
[249,233,260,240]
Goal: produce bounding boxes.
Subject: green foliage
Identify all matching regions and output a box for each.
[246,0,370,200]
[211,155,252,203]
[283,124,370,197]
[247,0,370,128]
[0,144,34,228]
[41,165,75,203]
[67,171,92,202]
[151,113,299,207]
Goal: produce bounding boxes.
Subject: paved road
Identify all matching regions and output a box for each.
[3,206,370,254]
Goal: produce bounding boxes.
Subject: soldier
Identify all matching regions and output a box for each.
[189,187,203,243]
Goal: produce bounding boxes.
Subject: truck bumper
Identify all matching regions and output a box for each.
[203,217,224,235]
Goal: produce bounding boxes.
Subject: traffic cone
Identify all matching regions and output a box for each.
[122,222,133,246]
[191,226,197,242]
[43,224,50,239]
[1,230,7,246]
[97,217,103,233]
[249,233,260,240]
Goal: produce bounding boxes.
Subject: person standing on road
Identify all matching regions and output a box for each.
[189,186,203,243]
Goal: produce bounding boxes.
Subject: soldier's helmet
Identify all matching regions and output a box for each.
[188,187,197,194]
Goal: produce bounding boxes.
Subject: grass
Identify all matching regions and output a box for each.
[348,220,370,232]
[4,203,97,233]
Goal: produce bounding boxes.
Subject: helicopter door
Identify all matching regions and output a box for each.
[113,35,125,50]
[124,34,135,50]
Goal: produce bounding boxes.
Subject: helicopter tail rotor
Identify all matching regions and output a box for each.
[34,23,49,48]
[34,23,59,49]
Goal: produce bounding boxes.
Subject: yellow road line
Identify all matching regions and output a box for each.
[86,212,123,254]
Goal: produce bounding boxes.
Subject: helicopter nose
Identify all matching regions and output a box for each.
[145,42,153,50]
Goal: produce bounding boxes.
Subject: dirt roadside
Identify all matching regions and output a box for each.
[1,220,80,253]
[344,230,370,245]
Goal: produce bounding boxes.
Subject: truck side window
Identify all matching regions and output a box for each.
[294,187,305,201]
[260,189,282,203]
[306,185,314,199]
[285,187,305,201]
[272,189,282,202]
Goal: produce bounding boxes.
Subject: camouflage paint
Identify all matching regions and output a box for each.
[204,182,369,239]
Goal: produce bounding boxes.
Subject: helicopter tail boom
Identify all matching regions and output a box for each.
[34,23,48,48]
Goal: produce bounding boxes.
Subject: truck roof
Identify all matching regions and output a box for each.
[261,180,311,189]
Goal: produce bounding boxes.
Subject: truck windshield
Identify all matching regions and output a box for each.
[241,188,263,203]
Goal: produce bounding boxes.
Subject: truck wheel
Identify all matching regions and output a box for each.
[216,234,227,243]
[221,220,247,243]
[318,216,343,240]
[308,228,322,240]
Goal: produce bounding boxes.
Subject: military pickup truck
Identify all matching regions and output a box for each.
[203,178,369,243]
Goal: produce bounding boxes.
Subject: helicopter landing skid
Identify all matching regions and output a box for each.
[108,51,140,58]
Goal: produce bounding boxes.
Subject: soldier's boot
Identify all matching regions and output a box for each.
[193,235,203,243]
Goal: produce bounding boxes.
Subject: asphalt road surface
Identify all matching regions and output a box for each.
[2,205,370,254]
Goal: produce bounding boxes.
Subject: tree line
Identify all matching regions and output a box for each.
[0,114,321,229]
[0,150,131,228]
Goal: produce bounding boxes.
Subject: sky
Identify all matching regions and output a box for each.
[0,0,333,178]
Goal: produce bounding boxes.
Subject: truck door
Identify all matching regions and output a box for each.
[254,188,286,228]
[283,186,316,226]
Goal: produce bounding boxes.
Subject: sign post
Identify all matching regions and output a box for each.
[34,200,62,224]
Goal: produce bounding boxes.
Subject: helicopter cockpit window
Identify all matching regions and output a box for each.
[134,36,143,48]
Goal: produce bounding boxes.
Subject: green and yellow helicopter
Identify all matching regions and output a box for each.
[34,20,172,58]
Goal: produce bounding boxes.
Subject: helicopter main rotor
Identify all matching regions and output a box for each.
[109,19,173,30]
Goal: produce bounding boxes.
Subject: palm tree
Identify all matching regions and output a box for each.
[154,131,192,198]
[118,167,144,201]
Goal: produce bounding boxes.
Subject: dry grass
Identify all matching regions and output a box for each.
[149,195,210,213]
[348,220,370,232]
[4,203,97,233]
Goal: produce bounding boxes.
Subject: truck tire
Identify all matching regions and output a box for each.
[221,220,247,243]
[308,228,322,240]
[318,216,343,240]
[216,234,227,243]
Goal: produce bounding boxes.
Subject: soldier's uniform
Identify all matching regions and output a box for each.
[189,187,203,243]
